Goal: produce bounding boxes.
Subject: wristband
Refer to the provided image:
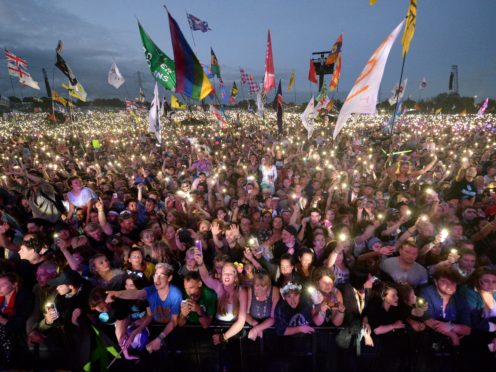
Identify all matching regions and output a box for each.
[158,332,166,341]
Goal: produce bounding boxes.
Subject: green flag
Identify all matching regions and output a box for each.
[210,48,221,78]
[138,21,176,91]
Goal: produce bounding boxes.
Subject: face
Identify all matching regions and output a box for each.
[184,279,202,301]
[94,256,110,274]
[459,254,476,271]
[86,227,103,241]
[71,178,82,190]
[56,284,72,296]
[400,245,419,265]
[125,278,137,290]
[120,217,135,231]
[153,268,170,289]
[317,275,334,294]
[280,259,293,276]
[479,274,496,292]
[127,201,138,212]
[436,277,457,297]
[36,266,57,287]
[129,251,143,268]
[300,252,313,269]
[313,234,325,251]
[310,212,321,224]
[221,265,237,287]
[384,288,399,307]
[253,280,270,301]
[0,277,15,297]
[285,291,301,309]
[281,230,295,245]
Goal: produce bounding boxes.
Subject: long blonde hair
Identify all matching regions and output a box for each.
[217,262,240,317]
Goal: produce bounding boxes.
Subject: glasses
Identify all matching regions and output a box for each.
[126,270,144,278]
[153,273,168,280]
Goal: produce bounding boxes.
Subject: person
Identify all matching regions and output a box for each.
[177,271,216,329]
[259,156,277,195]
[66,176,97,222]
[274,281,315,336]
[381,241,428,288]
[245,270,280,340]
[89,253,125,289]
[0,272,33,369]
[311,267,346,327]
[125,246,155,283]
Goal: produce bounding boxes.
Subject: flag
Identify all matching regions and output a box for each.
[62,82,87,102]
[333,20,404,140]
[388,78,408,105]
[138,21,176,91]
[4,50,27,69]
[240,69,249,84]
[248,74,259,95]
[55,51,78,86]
[53,102,67,114]
[55,40,64,55]
[171,95,186,109]
[316,82,327,102]
[288,71,295,92]
[108,62,125,89]
[274,80,283,134]
[126,99,138,111]
[329,53,342,91]
[210,48,221,78]
[136,88,145,103]
[435,108,442,114]
[19,74,40,90]
[149,82,161,144]
[186,13,211,32]
[449,72,454,91]
[7,64,29,79]
[316,94,330,113]
[263,30,276,94]
[370,0,378,4]
[477,98,489,117]
[201,63,214,79]
[230,81,239,98]
[219,77,227,103]
[325,34,343,66]
[168,11,213,100]
[301,96,316,139]
[401,0,417,57]
[210,104,227,128]
[256,83,264,118]
[308,59,318,84]
[52,91,67,106]
[419,77,427,90]
[42,68,52,99]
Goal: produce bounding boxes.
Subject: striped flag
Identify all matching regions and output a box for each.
[4,49,27,69]
[329,53,342,91]
[210,48,221,78]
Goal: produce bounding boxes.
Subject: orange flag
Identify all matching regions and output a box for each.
[329,53,342,91]
[308,59,317,84]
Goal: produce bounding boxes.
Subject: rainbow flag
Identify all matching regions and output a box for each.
[167,11,213,100]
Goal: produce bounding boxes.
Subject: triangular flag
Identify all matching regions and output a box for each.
[301,96,316,139]
[149,82,161,144]
[329,53,342,91]
[210,48,221,78]
[108,62,125,89]
[263,30,276,94]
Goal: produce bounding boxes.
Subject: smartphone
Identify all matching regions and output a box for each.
[181,300,188,306]
[112,193,118,199]
[195,240,203,253]
[46,302,58,317]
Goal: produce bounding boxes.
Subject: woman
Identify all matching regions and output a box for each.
[325,240,352,288]
[259,156,277,195]
[195,249,247,344]
[396,283,428,332]
[312,232,328,266]
[139,229,156,262]
[125,247,155,283]
[362,283,408,372]
[66,176,97,221]
[0,272,33,369]
[246,271,280,340]
[311,267,346,327]
[89,253,125,290]
[387,156,437,193]
[295,247,316,284]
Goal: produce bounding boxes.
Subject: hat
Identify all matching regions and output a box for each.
[48,269,83,287]
[108,210,119,217]
[366,237,383,250]
[283,225,298,237]
[280,282,302,297]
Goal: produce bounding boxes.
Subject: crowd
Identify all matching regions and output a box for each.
[0,108,496,371]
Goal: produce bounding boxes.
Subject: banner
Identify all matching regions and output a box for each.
[333,20,404,140]
[263,30,276,94]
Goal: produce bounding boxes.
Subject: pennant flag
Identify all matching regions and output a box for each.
[168,11,213,100]
[263,30,276,94]
[329,53,342,91]
[477,98,489,117]
[248,74,259,95]
[42,68,52,99]
[230,81,239,98]
[388,78,408,105]
[256,83,264,118]
[138,21,176,91]
[401,0,417,57]
[171,95,186,109]
[186,13,211,32]
[325,34,343,66]
[210,104,227,128]
[301,96,316,139]
[240,69,249,84]
[316,81,327,102]
[4,49,27,69]
[201,63,215,79]
[274,80,283,134]
[55,40,64,55]
[288,70,295,92]
[108,62,125,89]
[149,82,161,144]
[308,59,318,84]
[210,48,221,78]
[55,51,78,85]
[52,91,67,106]
[419,77,427,90]
[333,20,404,140]
[62,82,87,102]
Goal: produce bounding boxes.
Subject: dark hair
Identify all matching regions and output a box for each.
[88,286,106,308]
[312,266,335,284]
[433,266,463,284]
[184,271,202,282]
[349,267,371,291]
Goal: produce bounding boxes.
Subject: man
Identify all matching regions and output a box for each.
[177,271,216,329]
[274,282,315,336]
[420,267,471,346]
[106,263,182,353]
[380,241,428,288]
[272,225,301,262]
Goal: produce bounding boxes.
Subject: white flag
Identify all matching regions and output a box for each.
[388,78,408,105]
[419,77,427,90]
[315,94,330,113]
[149,82,161,144]
[256,83,264,117]
[19,74,40,90]
[108,62,125,89]
[301,96,316,139]
[333,20,405,140]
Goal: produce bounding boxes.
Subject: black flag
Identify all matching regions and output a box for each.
[449,72,454,91]
[42,68,52,99]
[55,52,78,85]
[273,80,283,134]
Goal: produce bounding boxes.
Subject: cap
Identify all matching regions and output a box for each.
[48,269,83,287]
[366,237,383,250]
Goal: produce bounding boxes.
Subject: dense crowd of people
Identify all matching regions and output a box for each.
[0,109,496,371]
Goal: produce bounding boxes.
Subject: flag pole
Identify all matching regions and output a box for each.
[8,74,17,102]
[185,9,197,48]
[390,54,407,135]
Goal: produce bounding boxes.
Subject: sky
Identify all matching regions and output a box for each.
[0,0,495,103]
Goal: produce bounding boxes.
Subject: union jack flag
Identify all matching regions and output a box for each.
[247,74,259,95]
[187,13,211,32]
[7,64,30,79]
[240,69,249,84]
[4,49,27,69]
[125,99,138,111]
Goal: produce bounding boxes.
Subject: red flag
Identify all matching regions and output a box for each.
[325,34,343,66]
[308,59,317,84]
[263,30,275,94]
[329,53,342,91]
